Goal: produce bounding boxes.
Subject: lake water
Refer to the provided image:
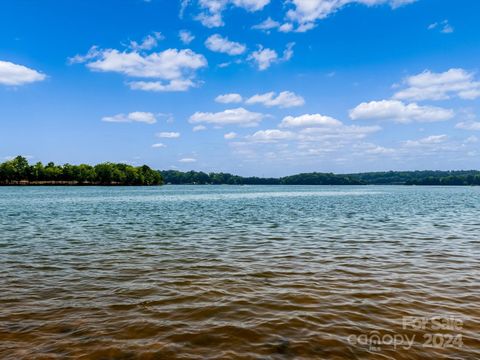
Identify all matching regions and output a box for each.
[0,185,479,359]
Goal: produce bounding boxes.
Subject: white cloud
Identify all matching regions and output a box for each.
[129,32,163,51]
[252,17,280,31]
[189,107,267,127]
[235,122,382,163]
[249,129,296,142]
[0,60,46,86]
[279,23,294,33]
[252,18,294,33]
[231,0,270,11]
[179,157,197,163]
[179,30,195,45]
[102,111,157,124]
[196,0,227,27]
[456,121,480,131]
[248,43,294,70]
[197,12,224,27]
[86,48,206,79]
[129,79,196,92]
[205,34,246,55]
[215,93,243,103]
[428,20,454,34]
[297,124,381,140]
[349,100,454,123]
[224,132,238,139]
[282,42,295,61]
[363,144,396,155]
[179,0,191,18]
[152,143,166,148]
[248,46,278,70]
[192,125,207,131]
[71,47,207,92]
[393,68,480,101]
[404,135,448,147]
[286,0,417,32]
[280,114,342,128]
[156,132,181,138]
[195,0,270,28]
[246,91,304,108]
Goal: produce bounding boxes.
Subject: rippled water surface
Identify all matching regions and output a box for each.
[1,185,479,359]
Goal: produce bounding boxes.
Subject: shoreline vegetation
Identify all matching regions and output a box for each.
[1,156,480,186]
[0,156,163,186]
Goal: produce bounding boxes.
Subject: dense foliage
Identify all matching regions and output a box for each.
[161,170,362,185]
[160,170,280,185]
[161,170,480,186]
[346,170,480,185]
[0,156,163,185]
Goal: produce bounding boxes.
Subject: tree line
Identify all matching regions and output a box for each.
[2,156,480,186]
[345,170,480,186]
[161,170,365,185]
[0,156,162,185]
[161,170,480,186]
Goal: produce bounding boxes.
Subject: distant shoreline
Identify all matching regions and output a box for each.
[2,156,480,186]
[0,181,162,186]
[0,182,478,187]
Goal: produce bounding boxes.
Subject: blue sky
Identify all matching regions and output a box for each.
[1,0,479,176]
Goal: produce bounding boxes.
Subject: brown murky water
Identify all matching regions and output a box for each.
[1,186,479,359]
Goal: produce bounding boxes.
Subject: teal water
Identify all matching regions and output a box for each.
[0,185,479,359]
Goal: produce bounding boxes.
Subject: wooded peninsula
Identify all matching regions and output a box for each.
[1,156,480,186]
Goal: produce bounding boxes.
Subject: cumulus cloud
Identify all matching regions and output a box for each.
[297,124,381,141]
[252,17,281,31]
[179,30,195,45]
[156,132,181,138]
[280,113,342,127]
[232,0,270,11]
[286,0,417,32]
[0,60,46,86]
[404,135,448,147]
[102,112,157,124]
[205,34,246,55]
[215,93,243,103]
[456,121,480,131]
[179,157,197,163]
[193,0,414,31]
[349,100,454,123]
[195,0,270,28]
[233,120,382,163]
[248,46,278,71]
[248,43,294,70]
[393,68,480,101]
[189,107,267,127]
[246,91,304,108]
[247,122,380,144]
[249,129,296,142]
[129,32,163,51]
[224,132,238,139]
[70,46,207,92]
